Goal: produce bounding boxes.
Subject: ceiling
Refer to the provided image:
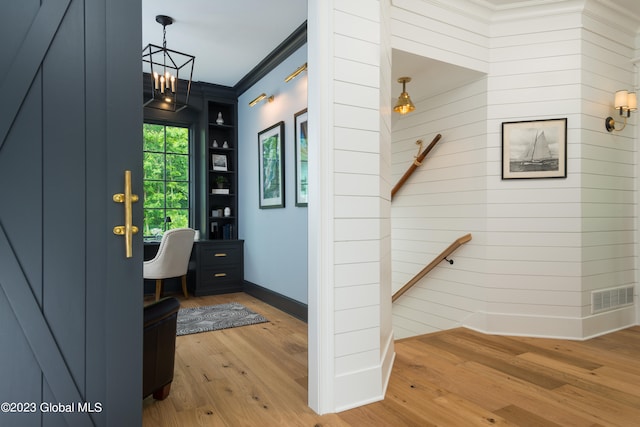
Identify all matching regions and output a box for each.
[141,0,307,87]
[142,0,640,98]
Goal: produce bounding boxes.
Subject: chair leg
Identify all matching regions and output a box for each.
[181,275,189,299]
[152,383,172,400]
[155,279,163,301]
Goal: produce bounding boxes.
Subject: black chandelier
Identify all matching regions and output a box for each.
[142,15,195,112]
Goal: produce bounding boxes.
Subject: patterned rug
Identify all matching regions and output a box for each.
[176,302,268,336]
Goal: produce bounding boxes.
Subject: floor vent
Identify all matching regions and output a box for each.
[592,286,634,314]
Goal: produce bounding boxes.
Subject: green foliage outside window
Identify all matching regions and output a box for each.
[143,124,190,237]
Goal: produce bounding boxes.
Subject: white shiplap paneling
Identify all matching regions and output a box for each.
[390,0,637,340]
[316,0,395,413]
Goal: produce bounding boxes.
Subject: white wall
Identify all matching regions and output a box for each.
[579,4,637,336]
[635,31,640,326]
[390,0,638,340]
[307,0,394,414]
[390,0,489,74]
[479,1,637,338]
[237,45,308,303]
[391,76,488,338]
[478,7,588,337]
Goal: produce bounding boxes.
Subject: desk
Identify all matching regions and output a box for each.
[144,239,244,296]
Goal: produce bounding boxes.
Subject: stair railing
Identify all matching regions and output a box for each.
[391,133,442,200]
[392,233,472,302]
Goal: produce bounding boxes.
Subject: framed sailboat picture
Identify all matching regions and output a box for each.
[502,118,567,179]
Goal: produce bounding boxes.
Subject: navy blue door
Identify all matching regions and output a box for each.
[0,0,142,425]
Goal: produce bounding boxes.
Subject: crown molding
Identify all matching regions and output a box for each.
[421,0,638,34]
[583,0,640,35]
[234,21,307,97]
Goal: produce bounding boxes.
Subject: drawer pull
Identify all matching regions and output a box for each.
[214,273,227,277]
[214,253,227,257]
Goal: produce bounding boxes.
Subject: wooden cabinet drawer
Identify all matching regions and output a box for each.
[193,270,242,295]
[197,242,242,267]
[199,265,242,285]
[199,249,239,267]
[188,240,244,296]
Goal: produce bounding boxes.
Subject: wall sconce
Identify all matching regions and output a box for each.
[248,93,274,107]
[285,63,307,82]
[605,89,637,132]
[393,77,415,114]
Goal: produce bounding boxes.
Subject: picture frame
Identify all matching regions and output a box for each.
[294,108,308,207]
[212,154,228,171]
[502,118,567,179]
[258,121,285,208]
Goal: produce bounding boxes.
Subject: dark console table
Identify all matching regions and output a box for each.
[144,239,244,296]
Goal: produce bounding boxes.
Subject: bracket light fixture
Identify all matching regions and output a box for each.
[605,89,637,132]
[393,77,415,114]
[249,93,274,107]
[142,15,195,112]
[285,63,307,82]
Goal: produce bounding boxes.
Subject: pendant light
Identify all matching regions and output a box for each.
[142,15,195,112]
[393,77,416,115]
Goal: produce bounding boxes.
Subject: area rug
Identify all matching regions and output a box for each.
[176,302,268,336]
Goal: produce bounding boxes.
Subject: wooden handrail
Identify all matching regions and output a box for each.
[392,233,472,302]
[391,133,442,200]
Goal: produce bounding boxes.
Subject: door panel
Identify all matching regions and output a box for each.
[43,0,86,396]
[0,0,142,426]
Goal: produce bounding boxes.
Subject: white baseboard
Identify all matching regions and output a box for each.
[463,306,636,340]
[333,332,396,413]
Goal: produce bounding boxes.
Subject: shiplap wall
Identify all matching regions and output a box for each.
[478,8,588,337]
[580,5,637,336]
[378,0,395,385]
[390,0,490,339]
[308,0,394,413]
[332,0,394,411]
[635,30,640,326]
[391,77,488,338]
[390,0,638,339]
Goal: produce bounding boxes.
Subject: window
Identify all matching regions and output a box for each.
[143,123,190,237]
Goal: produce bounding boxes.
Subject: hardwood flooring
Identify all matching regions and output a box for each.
[143,292,640,426]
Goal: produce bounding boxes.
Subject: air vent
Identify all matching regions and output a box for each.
[592,286,634,314]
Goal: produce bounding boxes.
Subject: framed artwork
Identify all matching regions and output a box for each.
[502,118,567,179]
[212,154,228,171]
[294,108,308,207]
[258,121,285,208]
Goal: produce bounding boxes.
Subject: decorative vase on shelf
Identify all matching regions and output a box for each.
[223,141,229,148]
[212,139,218,148]
[216,112,224,125]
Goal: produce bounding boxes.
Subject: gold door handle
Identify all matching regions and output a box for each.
[113,170,139,258]
[214,273,227,277]
[214,253,227,257]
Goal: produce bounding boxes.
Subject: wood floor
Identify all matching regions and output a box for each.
[143,292,640,426]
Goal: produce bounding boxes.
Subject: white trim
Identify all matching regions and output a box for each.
[380,330,396,395]
[464,307,637,340]
[307,0,336,415]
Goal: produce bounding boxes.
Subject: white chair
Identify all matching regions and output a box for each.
[144,228,195,301]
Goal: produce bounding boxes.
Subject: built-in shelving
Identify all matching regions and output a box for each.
[207,100,238,240]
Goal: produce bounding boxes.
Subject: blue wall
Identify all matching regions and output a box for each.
[238,45,308,303]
